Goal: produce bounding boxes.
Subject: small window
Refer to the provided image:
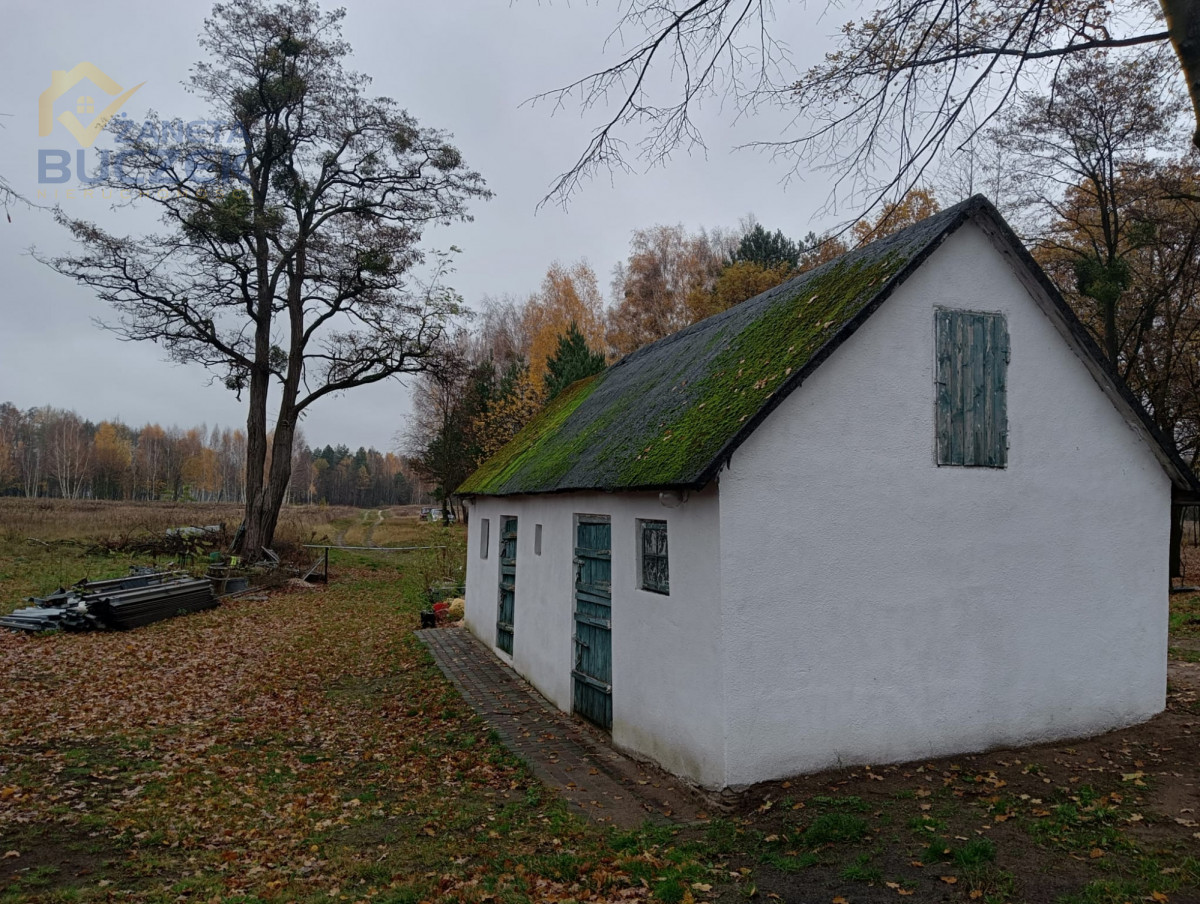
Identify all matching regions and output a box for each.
[480,518,490,558]
[534,524,543,555]
[639,519,669,594]
[935,308,1009,468]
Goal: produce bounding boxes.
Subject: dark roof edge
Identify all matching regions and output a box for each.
[966,199,1200,497]
[461,480,708,500]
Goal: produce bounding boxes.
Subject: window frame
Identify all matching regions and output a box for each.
[479,518,490,558]
[637,518,670,595]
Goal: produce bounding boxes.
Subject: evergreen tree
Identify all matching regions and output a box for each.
[544,323,606,400]
[731,224,799,269]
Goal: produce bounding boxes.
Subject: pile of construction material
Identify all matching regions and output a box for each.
[0,570,218,633]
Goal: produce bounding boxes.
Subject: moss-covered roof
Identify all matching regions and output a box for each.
[459,195,1200,497]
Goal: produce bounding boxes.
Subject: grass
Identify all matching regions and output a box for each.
[801,812,870,845]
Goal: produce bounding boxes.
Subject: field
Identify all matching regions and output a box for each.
[0,500,1198,903]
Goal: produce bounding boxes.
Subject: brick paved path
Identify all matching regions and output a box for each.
[419,626,711,828]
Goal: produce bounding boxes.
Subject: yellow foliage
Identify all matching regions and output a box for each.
[92,421,132,472]
[472,369,547,460]
[688,260,794,320]
[608,224,728,356]
[852,188,940,245]
[522,261,607,390]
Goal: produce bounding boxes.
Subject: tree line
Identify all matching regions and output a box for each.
[0,403,429,507]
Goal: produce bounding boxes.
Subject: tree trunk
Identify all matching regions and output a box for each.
[243,420,295,557]
[1162,0,1200,150]
[1103,299,1119,366]
[239,328,272,556]
[239,238,307,559]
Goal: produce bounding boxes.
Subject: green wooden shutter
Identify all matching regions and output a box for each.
[935,309,1008,468]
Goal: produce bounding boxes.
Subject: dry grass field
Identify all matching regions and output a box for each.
[0,498,361,545]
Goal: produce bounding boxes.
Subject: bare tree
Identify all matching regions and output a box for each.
[994,53,1183,364]
[538,0,1192,212]
[42,0,490,555]
[44,409,92,500]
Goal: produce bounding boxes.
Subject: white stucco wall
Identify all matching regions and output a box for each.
[716,222,1172,787]
[463,486,728,787]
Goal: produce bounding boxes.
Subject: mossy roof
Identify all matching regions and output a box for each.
[459,195,1200,498]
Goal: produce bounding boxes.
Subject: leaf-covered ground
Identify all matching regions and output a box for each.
[0,539,696,904]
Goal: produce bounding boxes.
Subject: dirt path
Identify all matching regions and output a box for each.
[420,626,711,828]
[361,509,384,547]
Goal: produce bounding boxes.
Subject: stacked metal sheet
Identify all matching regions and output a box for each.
[90,578,217,629]
[0,571,218,633]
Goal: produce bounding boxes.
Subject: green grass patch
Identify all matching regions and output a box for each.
[802,812,870,845]
[924,837,996,867]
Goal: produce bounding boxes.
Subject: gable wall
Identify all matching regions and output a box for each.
[716,222,1171,787]
[463,485,727,787]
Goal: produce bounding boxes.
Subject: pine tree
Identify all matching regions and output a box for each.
[731,224,799,269]
[544,323,607,400]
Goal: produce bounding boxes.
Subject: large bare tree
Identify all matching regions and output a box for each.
[44,0,490,556]
[538,0,1196,211]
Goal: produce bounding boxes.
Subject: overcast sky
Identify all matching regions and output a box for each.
[0,1,847,452]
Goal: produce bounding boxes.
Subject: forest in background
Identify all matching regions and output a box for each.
[0,403,428,507]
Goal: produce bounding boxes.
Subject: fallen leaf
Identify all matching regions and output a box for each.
[940,876,958,884]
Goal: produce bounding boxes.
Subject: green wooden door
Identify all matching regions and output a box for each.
[573,517,612,730]
[497,516,517,654]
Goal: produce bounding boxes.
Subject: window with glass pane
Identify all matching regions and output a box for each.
[639,519,669,594]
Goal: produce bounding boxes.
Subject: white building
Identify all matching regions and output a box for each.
[458,196,1197,791]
